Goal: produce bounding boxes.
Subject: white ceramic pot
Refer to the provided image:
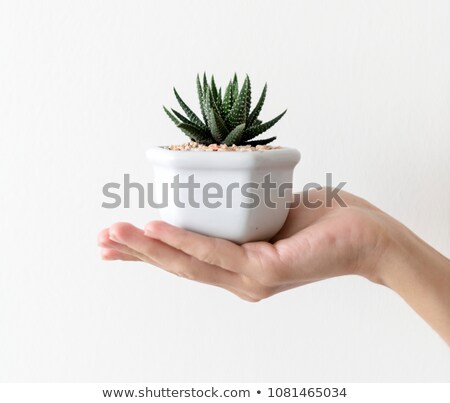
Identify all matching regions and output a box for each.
[146,146,300,244]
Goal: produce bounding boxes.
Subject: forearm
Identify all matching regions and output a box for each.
[377,228,450,345]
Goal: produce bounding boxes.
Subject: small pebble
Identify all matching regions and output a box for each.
[166,142,281,152]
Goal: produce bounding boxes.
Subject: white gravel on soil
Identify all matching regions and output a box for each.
[165,142,281,151]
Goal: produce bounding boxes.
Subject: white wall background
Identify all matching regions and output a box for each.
[0,0,449,382]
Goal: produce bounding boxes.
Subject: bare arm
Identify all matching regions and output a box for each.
[98,189,450,345]
[376,222,450,344]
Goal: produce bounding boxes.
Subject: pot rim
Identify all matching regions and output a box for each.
[146,145,301,169]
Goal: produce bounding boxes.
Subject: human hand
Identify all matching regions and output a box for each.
[97,189,395,301]
[98,188,450,342]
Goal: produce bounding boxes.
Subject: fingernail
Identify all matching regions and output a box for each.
[144,229,154,237]
[144,223,154,235]
[109,231,120,243]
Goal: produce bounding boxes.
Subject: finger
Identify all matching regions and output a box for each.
[108,222,243,291]
[144,221,264,277]
[100,247,141,261]
[98,228,150,262]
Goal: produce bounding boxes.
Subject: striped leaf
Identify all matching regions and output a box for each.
[221,81,233,116]
[232,73,239,101]
[245,75,252,120]
[171,109,207,133]
[203,73,208,97]
[216,87,222,109]
[210,108,229,143]
[224,123,245,146]
[163,106,180,126]
[211,75,219,103]
[177,122,213,144]
[196,74,208,125]
[243,136,277,146]
[205,89,229,142]
[242,110,286,141]
[226,75,250,128]
[173,88,207,129]
[247,83,266,126]
[202,77,210,126]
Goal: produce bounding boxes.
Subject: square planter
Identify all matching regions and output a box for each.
[147,146,300,243]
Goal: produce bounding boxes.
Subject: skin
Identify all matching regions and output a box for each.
[97,189,450,345]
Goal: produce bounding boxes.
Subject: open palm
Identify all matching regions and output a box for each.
[98,189,390,301]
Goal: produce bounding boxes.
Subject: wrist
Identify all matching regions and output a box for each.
[375,236,417,289]
[358,215,423,287]
[367,218,448,291]
[366,219,450,344]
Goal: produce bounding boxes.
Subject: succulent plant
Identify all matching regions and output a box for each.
[163,73,286,146]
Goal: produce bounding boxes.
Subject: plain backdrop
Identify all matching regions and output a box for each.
[0,0,449,382]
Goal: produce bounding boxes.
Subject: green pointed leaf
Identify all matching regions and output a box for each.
[232,73,239,101]
[243,136,277,146]
[201,77,210,117]
[226,75,250,128]
[196,74,202,92]
[171,109,207,132]
[221,81,233,116]
[163,106,180,126]
[210,108,229,143]
[173,88,207,129]
[243,110,287,141]
[202,79,211,130]
[211,75,219,103]
[203,73,208,97]
[197,74,208,125]
[247,83,267,126]
[170,108,190,124]
[245,75,251,120]
[223,123,245,146]
[177,122,213,145]
[205,89,229,143]
[216,87,222,109]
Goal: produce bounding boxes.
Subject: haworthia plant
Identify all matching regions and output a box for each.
[163,73,286,146]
